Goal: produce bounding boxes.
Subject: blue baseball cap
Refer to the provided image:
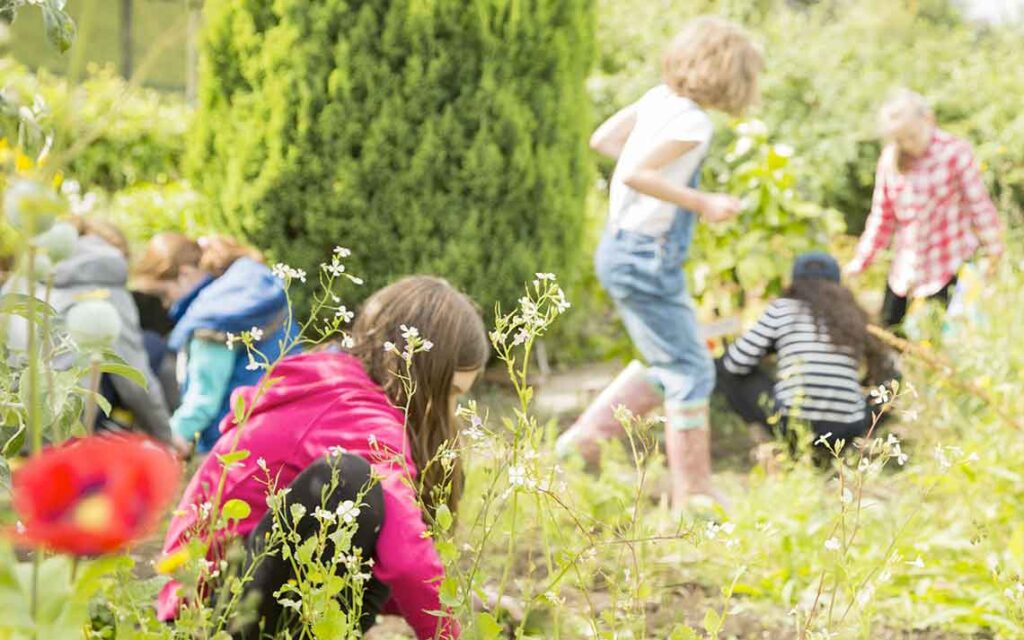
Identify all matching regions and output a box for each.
[792,251,841,283]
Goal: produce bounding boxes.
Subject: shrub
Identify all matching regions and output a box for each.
[0,59,189,191]
[189,0,595,319]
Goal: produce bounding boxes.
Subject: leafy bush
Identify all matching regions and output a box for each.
[189,0,595,319]
[0,59,188,191]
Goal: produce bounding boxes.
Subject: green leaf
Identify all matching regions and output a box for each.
[438,577,461,607]
[41,0,76,53]
[97,361,147,389]
[3,424,26,458]
[669,625,699,640]
[296,536,317,565]
[218,450,250,467]
[703,608,723,636]
[476,612,503,639]
[222,499,252,522]
[233,393,246,424]
[435,539,458,564]
[0,293,57,323]
[435,504,453,532]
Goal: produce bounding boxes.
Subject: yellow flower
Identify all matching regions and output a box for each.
[155,548,191,575]
[14,151,34,174]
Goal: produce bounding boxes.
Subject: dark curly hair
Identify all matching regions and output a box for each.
[785,279,895,385]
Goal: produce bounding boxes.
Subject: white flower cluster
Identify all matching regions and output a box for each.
[272,263,307,283]
[492,274,570,350]
[384,324,433,363]
[706,521,738,548]
[321,246,364,285]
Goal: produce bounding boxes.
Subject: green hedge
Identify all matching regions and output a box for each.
[189,0,595,318]
[0,59,188,191]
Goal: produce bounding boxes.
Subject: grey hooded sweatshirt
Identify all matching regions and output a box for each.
[3,234,173,442]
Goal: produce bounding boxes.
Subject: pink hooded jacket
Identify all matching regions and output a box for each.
[157,351,458,639]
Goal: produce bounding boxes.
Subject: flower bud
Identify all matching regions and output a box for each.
[33,222,78,262]
[66,298,122,349]
[4,179,66,234]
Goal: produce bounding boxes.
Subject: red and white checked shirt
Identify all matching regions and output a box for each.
[847,130,1004,298]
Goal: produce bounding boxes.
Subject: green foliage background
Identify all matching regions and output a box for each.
[187,0,595,319]
[592,0,1024,234]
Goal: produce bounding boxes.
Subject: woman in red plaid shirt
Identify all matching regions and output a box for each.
[844,89,1004,328]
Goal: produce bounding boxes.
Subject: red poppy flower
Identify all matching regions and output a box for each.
[10,434,182,556]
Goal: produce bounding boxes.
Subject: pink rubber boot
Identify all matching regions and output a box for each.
[664,403,725,511]
[555,360,664,466]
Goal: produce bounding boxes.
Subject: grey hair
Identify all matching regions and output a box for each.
[878,88,933,136]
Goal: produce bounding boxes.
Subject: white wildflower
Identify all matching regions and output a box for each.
[721,522,736,535]
[824,537,841,551]
[271,263,306,283]
[535,272,556,281]
[245,354,263,371]
[340,335,355,349]
[383,341,396,353]
[278,598,301,612]
[225,332,239,350]
[314,508,337,523]
[907,556,925,569]
[290,503,307,523]
[773,143,794,158]
[250,326,264,342]
[336,500,361,524]
[512,328,529,346]
[334,246,351,257]
[257,457,268,472]
[336,306,354,323]
[733,136,754,157]
[400,324,419,340]
[328,445,346,458]
[324,261,346,277]
[421,340,434,352]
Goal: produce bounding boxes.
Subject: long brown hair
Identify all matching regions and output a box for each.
[785,279,894,385]
[348,276,488,516]
[134,232,261,291]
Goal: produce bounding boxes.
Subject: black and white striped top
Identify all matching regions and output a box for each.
[723,298,867,424]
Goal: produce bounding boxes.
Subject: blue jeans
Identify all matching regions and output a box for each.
[595,209,714,429]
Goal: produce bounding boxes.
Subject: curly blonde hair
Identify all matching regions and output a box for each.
[662,16,763,116]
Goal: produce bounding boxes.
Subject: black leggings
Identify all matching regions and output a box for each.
[232,454,390,639]
[880,277,957,328]
[714,360,872,445]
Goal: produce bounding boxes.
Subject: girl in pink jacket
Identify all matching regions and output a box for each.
[157,276,488,639]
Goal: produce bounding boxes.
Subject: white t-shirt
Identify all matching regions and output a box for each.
[607,85,713,237]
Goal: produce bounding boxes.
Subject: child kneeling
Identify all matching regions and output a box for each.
[717,252,899,448]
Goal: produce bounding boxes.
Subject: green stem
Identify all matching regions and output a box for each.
[83,357,101,433]
[24,242,42,638]
[26,247,41,453]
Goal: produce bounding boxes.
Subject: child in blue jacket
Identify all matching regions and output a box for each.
[135,234,295,453]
